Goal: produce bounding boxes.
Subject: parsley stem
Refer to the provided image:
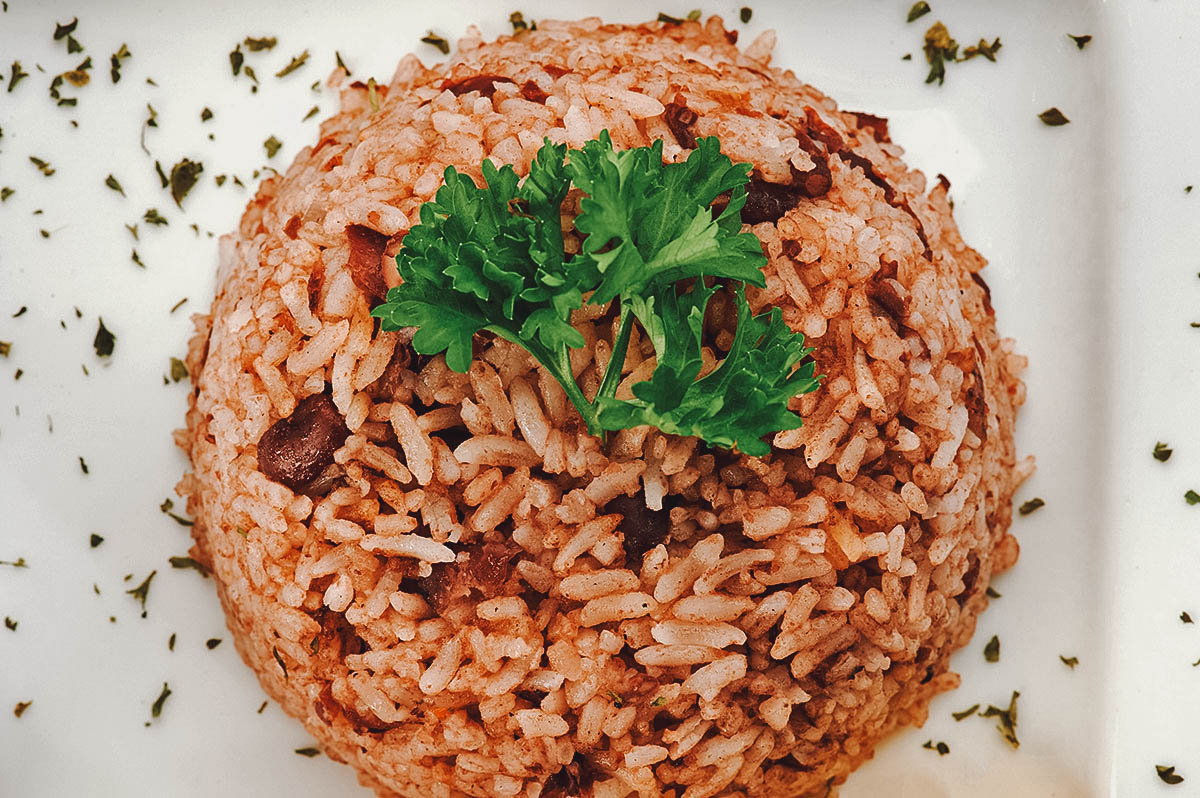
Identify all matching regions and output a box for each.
[517,333,603,435]
[596,302,634,403]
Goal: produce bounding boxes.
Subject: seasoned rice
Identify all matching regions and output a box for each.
[178,14,1028,798]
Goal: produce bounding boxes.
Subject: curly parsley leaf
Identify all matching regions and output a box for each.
[371,133,820,450]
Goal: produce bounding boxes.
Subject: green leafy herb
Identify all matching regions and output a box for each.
[125,570,156,617]
[650,695,667,707]
[53,17,78,40]
[206,637,222,649]
[275,50,310,78]
[294,747,321,757]
[1187,185,1194,194]
[1154,441,1173,462]
[168,555,209,576]
[922,22,958,85]
[986,585,1002,599]
[169,357,189,383]
[686,9,701,21]
[952,703,979,721]
[93,318,115,357]
[169,158,203,208]
[159,498,194,527]
[8,60,29,92]
[983,635,1000,663]
[4,616,17,631]
[273,646,288,679]
[1183,612,1194,624]
[1018,497,1044,515]
[1157,765,1185,786]
[90,534,104,547]
[921,739,950,755]
[510,11,530,32]
[961,37,1002,62]
[1186,490,1200,506]
[230,45,244,76]
[131,250,146,268]
[1,187,13,201]
[421,32,450,54]
[139,103,158,155]
[105,174,125,196]
[29,156,55,176]
[302,105,319,121]
[150,682,171,719]
[1059,654,1078,669]
[168,633,176,651]
[907,2,931,23]
[264,135,282,158]
[110,43,130,83]
[371,133,820,453]
[740,7,752,23]
[1038,107,1070,126]
[979,691,1020,749]
[244,36,276,52]
[144,208,168,226]
[1068,34,1092,50]
[13,700,31,718]
[39,229,51,239]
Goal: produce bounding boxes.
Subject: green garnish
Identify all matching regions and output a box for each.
[0,557,28,567]
[78,456,89,474]
[906,2,931,23]
[921,739,949,755]
[4,616,17,631]
[739,7,752,23]
[309,635,319,654]
[132,250,146,268]
[335,51,350,75]
[244,36,276,52]
[1018,497,1044,515]
[275,50,309,78]
[0,341,9,356]
[1154,441,1173,461]
[656,12,683,24]
[159,498,194,527]
[686,9,701,21]
[110,44,130,83]
[302,105,319,121]
[9,60,29,92]
[979,691,1020,749]
[168,633,176,651]
[510,11,530,32]
[169,357,189,382]
[983,634,999,663]
[922,22,958,85]
[273,646,288,679]
[105,174,125,196]
[1183,612,1194,624]
[230,45,244,76]
[1038,107,1070,126]
[961,37,1002,62]
[1157,765,1185,785]
[90,534,104,547]
[150,682,171,719]
[13,700,31,718]
[93,318,115,357]
[168,555,209,576]
[53,17,78,41]
[951,703,979,721]
[1186,490,1200,506]
[367,78,380,112]
[985,585,1002,599]
[169,298,188,314]
[169,159,203,208]
[125,570,156,617]
[420,32,450,54]
[143,208,168,226]
[29,156,55,176]
[1,187,13,201]
[264,136,282,158]
[1059,654,1078,669]
[1068,34,1092,50]
[294,747,321,757]
[206,638,222,649]
[371,133,821,454]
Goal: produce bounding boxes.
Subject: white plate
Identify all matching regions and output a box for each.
[1,1,1195,795]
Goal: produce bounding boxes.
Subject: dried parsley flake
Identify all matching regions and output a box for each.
[143,208,168,226]
[1038,107,1070,126]
[93,318,115,357]
[4,616,17,631]
[1157,765,1185,786]
[921,739,950,755]
[206,638,222,649]
[1154,441,1174,462]
[1018,497,1044,515]
[13,700,31,718]
[979,691,1020,749]
[8,60,29,92]
[168,555,208,576]
[1068,34,1092,50]
[244,36,276,52]
[1186,490,1200,506]
[275,50,310,78]
[740,6,752,23]
[29,156,55,176]
[983,634,1000,663]
[90,533,104,547]
[1060,654,1079,669]
[169,158,203,208]
[952,703,979,721]
[105,174,125,196]
[150,682,172,719]
[295,747,321,757]
[421,32,450,54]
[126,570,157,617]
[1183,612,1194,624]
[907,2,931,23]
[264,136,282,158]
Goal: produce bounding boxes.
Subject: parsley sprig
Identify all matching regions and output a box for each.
[371,132,820,454]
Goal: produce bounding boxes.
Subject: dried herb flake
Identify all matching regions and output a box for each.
[294,747,321,757]
[110,43,130,83]
[105,174,125,196]
[125,570,156,616]
[13,700,31,718]
[986,585,1002,599]
[1068,34,1092,50]
[1187,490,1200,506]
[1,187,13,201]
[740,7,752,23]
[979,691,1020,749]
[275,50,310,78]
[921,739,950,755]
[264,135,282,158]
[8,60,29,92]
[93,318,115,357]
[150,682,171,718]
[273,646,288,679]
[168,555,208,576]
[961,37,1002,62]
[53,17,78,40]
[983,634,1000,663]
[1157,765,1185,786]
[200,107,213,122]
[1154,441,1173,461]
[952,703,979,721]
[922,22,958,85]
[510,11,530,32]
[907,2,931,23]
[302,105,319,121]
[1060,654,1079,669]
[90,533,104,547]
[4,616,17,631]
[421,32,450,54]
[1018,497,1044,515]
[159,498,194,527]
[206,637,222,649]
[169,158,203,208]
[1183,611,1194,624]
[1038,107,1070,126]
[29,156,55,176]
[169,357,189,382]
[244,36,276,52]
[230,45,244,76]
[144,208,168,226]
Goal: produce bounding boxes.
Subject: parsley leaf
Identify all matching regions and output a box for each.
[371,132,820,450]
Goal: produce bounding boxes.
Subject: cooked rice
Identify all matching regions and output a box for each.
[178,14,1027,798]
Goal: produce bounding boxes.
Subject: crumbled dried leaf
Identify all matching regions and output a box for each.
[421,32,450,54]
[1038,107,1070,126]
[244,36,276,52]
[105,174,125,196]
[168,158,203,208]
[907,2,931,23]
[264,135,282,158]
[93,318,115,357]
[275,50,309,78]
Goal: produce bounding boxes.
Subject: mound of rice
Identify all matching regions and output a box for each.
[178,15,1028,798]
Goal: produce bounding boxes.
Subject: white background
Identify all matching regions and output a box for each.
[0,1,1197,796]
